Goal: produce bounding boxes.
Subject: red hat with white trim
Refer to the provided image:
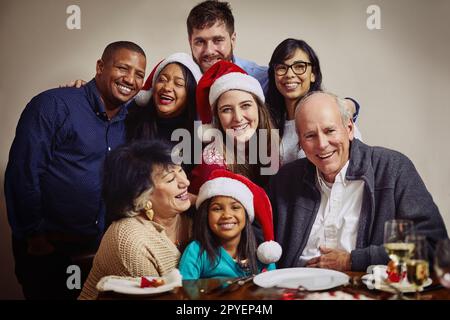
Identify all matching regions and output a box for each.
[196,169,282,264]
[134,52,202,106]
[196,60,265,125]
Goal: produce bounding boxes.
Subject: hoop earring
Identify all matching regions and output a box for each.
[144,201,154,221]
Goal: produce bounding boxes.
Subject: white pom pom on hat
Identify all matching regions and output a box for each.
[196,169,282,265]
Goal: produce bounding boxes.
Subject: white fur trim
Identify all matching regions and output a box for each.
[209,72,265,107]
[257,241,282,264]
[134,89,153,106]
[152,52,202,88]
[196,177,254,221]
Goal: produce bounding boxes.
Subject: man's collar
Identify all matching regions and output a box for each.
[85,79,128,121]
[85,79,106,114]
[316,160,350,190]
[345,139,368,179]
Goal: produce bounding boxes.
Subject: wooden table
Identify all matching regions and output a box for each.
[99,272,450,300]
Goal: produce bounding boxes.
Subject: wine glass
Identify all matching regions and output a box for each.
[434,238,450,289]
[384,219,415,282]
[405,234,429,299]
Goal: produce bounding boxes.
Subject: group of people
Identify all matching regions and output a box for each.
[4,0,448,300]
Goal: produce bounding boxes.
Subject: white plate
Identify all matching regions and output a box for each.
[361,265,432,293]
[96,269,182,295]
[253,268,350,291]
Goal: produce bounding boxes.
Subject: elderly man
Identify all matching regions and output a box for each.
[268,91,447,271]
[5,41,146,299]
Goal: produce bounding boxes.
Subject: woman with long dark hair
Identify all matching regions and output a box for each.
[126,53,200,143]
[189,60,280,194]
[267,38,362,165]
[126,53,202,173]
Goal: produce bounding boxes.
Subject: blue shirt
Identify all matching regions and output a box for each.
[179,240,276,280]
[234,56,269,95]
[4,79,128,239]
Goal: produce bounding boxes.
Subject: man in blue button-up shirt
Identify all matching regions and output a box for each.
[4,41,146,299]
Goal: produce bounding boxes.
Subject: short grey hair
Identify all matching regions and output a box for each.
[294,91,353,129]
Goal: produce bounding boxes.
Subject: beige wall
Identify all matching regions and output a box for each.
[1,0,449,299]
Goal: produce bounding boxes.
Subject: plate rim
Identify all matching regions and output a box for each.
[362,275,433,293]
[253,267,350,290]
[98,275,179,295]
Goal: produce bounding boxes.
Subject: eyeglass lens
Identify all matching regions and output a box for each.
[275,62,309,75]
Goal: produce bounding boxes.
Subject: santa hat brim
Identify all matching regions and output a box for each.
[196,177,254,222]
[209,72,265,108]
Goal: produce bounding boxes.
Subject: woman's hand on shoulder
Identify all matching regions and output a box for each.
[344,98,356,118]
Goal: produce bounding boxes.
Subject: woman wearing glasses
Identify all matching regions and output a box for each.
[267,38,362,165]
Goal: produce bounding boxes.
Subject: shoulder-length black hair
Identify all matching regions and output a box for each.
[267,38,323,137]
[193,198,259,275]
[125,62,197,142]
[102,140,174,224]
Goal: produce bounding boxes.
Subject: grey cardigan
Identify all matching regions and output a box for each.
[268,139,448,271]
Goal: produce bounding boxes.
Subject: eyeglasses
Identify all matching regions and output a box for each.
[274,61,312,76]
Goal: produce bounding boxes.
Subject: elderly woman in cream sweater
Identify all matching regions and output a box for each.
[79,140,192,300]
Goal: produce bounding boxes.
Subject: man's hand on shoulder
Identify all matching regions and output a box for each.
[59,79,86,88]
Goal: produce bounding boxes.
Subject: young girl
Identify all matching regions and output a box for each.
[179,169,281,280]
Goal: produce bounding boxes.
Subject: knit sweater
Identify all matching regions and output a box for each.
[79,215,185,300]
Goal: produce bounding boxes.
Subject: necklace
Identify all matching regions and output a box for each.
[169,215,185,250]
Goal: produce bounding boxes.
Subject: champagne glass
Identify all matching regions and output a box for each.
[384,219,414,282]
[434,238,450,289]
[405,234,429,299]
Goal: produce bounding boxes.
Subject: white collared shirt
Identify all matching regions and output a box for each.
[299,161,364,266]
[280,120,305,165]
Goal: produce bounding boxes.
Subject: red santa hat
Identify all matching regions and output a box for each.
[196,60,265,125]
[196,169,282,265]
[134,52,202,106]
